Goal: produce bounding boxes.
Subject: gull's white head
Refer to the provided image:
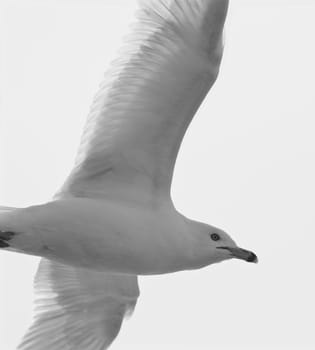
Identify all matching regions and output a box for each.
[187,221,258,269]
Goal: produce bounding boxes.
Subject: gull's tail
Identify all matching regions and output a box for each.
[0,205,44,254]
[0,206,19,248]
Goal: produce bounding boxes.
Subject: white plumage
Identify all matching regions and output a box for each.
[18,259,138,350]
[0,1,257,349]
[56,0,227,202]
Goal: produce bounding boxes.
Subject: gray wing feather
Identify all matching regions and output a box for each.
[18,259,139,350]
[56,0,229,202]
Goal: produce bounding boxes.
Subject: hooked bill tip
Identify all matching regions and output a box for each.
[246,251,258,263]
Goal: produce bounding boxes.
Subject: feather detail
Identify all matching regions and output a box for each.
[18,259,139,350]
[56,0,229,202]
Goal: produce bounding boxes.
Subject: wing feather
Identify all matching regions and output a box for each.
[18,258,139,350]
[57,0,229,202]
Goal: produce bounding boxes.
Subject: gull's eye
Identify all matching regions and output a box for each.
[210,233,221,241]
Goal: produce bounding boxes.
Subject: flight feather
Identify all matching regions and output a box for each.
[57,0,229,202]
[18,259,139,350]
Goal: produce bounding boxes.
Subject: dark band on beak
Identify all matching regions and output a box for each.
[217,246,258,263]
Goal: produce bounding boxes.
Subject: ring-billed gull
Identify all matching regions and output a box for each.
[0,0,257,349]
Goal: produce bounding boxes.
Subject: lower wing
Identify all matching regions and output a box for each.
[18,258,139,350]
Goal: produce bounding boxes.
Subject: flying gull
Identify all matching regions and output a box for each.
[0,0,257,349]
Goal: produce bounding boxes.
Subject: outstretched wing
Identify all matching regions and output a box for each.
[18,258,139,350]
[57,0,229,202]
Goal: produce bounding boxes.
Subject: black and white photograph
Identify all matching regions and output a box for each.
[0,0,314,349]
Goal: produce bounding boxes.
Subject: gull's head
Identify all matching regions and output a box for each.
[188,221,258,268]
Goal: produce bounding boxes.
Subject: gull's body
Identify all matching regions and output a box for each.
[3,198,206,274]
[0,1,257,349]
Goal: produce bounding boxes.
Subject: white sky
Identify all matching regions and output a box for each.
[1,0,315,349]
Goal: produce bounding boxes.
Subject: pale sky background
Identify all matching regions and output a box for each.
[0,0,315,349]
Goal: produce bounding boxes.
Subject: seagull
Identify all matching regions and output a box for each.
[0,0,257,349]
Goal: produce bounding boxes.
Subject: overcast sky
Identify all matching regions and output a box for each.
[1,1,315,349]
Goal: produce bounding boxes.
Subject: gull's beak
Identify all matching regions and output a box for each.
[217,247,258,263]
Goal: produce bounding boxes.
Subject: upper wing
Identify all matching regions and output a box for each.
[18,258,139,350]
[57,0,229,202]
